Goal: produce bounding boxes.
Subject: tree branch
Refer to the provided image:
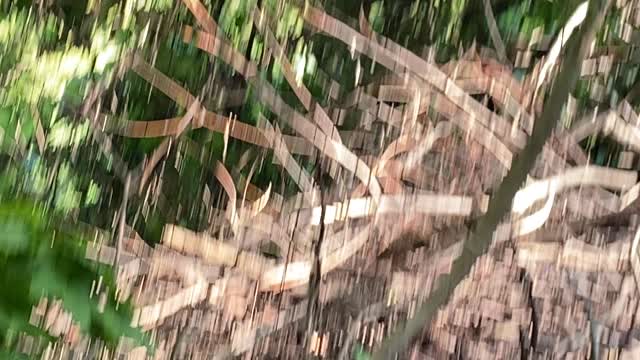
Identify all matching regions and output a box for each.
[371,1,611,358]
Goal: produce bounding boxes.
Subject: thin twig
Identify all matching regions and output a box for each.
[483,0,509,64]
[306,157,325,357]
[114,174,130,270]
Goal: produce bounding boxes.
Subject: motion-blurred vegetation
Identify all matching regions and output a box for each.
[0,0,636,357]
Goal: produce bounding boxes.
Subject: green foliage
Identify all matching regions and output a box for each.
[47,118,90,150]
[354,345,372,360]
[368,1,385,33]
[0,201,147,355]
[497,0,575,43]
[219,0,257,50]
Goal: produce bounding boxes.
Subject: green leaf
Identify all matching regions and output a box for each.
[0,350,30,360]
[354,345,372,360]
[0,219,29,255]
[368,1,385,33]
